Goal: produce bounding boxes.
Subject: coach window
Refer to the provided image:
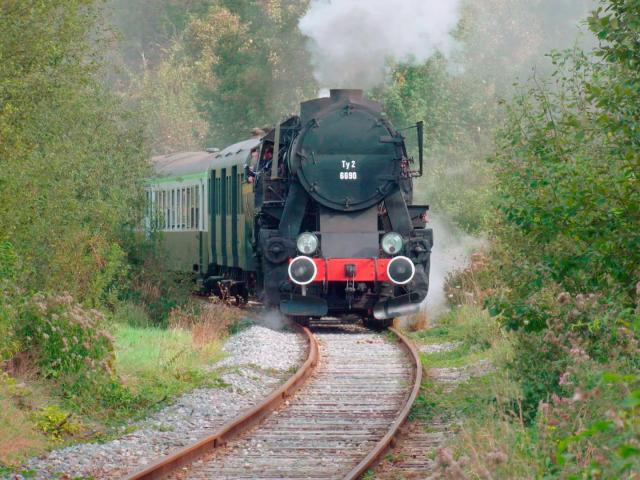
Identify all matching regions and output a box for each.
[188,186,192,229]
[194,185,197,229]
[176,188,180,230]
[155,191,160,230]
[188,187,191,229]
[216,178,221,213]
[177,188,180,229]
[158,191,162,230]
[149,190,154,230]
[192,186,197,229]
[180,188,183,229]
[161,190,165,230]
[176,188,179,229]
[186,187,190,229]
[187,187,191,229]
[202,184,206,229]
[189,186,194,229]
[183,187,188,229]
[182,188,187,229]
[170,189,175,229]
[184,188,188,229]
[166,190,170,229]
[184,187,188,229]
[194,186,199,229]
[237,173,242,213]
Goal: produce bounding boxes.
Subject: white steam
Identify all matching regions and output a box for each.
[255,309,289,331]
[426,215,485,319]
[299,0,462,88]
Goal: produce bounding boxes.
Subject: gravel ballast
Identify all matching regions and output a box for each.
[15,322,305,480]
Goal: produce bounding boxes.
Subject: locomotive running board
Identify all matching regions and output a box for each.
[280,294,328,317]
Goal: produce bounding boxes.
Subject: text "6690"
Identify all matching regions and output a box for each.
[339,171,358,180]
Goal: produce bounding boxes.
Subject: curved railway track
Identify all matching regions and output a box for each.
[126,323,422,480]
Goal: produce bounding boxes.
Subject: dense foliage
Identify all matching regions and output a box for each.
[0,1,151,431]
[489,0,639,355]
[107,0,317,152]
[181,0,316,146]
[374,57,494,232]
[480,0,639,475]
[0,1,149,302]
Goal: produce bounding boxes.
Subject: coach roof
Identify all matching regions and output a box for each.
[151,151,214,178]
[211,138,261,170]
[150,138,261,180]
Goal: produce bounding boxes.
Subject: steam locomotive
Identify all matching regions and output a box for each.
[148,89,432,327]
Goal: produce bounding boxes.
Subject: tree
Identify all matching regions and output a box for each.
[0,1,149,304]
[181,0,317,145]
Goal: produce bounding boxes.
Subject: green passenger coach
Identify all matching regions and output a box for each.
[148,137,260,301]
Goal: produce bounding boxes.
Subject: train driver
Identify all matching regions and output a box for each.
[246,148,259,183]
[261,145,274,173]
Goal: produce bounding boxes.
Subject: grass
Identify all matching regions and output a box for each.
[409,303,507,411]
[114,324,224,399]
[413,305,501,347]
[0,382,46,466]
[420,346,489,369]
[404,299,555,478]
[0,301,240,470]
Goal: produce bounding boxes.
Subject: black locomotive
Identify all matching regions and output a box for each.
[149,89,432,328]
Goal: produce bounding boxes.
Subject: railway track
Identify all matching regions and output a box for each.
[126,322,422,480]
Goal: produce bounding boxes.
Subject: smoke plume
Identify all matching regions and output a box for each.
[426,215,485,319]
[299,0,462,88]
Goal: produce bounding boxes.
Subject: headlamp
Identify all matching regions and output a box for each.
[296,232,319,255]
[381,232,403,256]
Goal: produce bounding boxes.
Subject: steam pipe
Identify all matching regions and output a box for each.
[373,264,429,320]
[271,122,281,179]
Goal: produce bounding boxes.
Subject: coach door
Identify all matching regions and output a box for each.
[210,170,217,266]
[231,165,239,268]
[220,168,228,267]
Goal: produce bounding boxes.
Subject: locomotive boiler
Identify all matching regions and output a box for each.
[148,89,432,328]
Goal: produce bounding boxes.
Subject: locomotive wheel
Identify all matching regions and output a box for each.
[363,317,394,330]
[287,315,310,327]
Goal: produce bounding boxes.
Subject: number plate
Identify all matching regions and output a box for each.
[340,160,358,181]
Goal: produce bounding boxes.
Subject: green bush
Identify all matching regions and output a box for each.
[16,293,114,379]
[488,21,639,329]
[0,242,22,362]
[0,283,20,363]
[113,301,154,329]
[32,405,82,442]
[487,0,640,422]
[0,1,149,306]
[0,241,18,280]
[539,367,640,477]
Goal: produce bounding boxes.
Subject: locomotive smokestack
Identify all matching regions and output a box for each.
[330,89,363,103]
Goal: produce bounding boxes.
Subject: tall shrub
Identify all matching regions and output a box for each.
[488,0,640,415]
[0,1,149,304]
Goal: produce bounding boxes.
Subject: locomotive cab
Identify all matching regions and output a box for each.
[255,89,432,327]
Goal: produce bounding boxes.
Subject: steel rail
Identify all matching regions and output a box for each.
[344,326,423,480]
[124,324,318,480]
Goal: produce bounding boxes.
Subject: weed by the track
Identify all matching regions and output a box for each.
[114,324,225,406]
